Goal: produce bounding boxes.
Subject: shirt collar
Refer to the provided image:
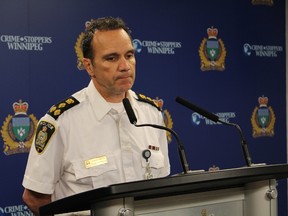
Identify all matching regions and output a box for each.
[126,90,141,121]
[86,81,111,121]
[86,81,139,121]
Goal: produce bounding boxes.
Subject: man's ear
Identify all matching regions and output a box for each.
[82,58,93,74]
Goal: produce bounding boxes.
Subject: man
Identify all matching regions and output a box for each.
[22,17,170,215]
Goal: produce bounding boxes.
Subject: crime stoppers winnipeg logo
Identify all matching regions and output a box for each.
[1,100,38,155]
[0,35,52,51]
[132,39,181,55]
[199,27,226,71]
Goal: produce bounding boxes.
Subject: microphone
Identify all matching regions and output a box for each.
[122,97,190,174]
[175,96,253,167]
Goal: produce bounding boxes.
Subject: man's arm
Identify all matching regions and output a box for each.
[22,188,52,216]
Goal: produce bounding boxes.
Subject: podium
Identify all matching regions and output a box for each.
[40,164,288,216]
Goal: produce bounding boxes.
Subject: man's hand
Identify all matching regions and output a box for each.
[22,188,52,216]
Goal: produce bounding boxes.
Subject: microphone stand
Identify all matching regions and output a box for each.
[133,123,190,174]
[123,97,191,174]
[176,96,254,167]
[218,119,252,167]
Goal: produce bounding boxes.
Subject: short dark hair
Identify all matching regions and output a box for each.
[82,17,132,60]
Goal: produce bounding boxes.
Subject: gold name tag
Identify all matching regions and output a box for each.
[84,156,108,168]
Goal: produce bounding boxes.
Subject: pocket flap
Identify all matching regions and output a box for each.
[72,154,117,180]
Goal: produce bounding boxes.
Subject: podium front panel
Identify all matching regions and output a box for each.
[89,180,276,215]
[40,164,288,216]
[135,187,244,216]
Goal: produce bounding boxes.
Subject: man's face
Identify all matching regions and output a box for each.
[85,29,136,102]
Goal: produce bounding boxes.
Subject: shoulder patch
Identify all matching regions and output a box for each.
[34,121,56,154]
[136,93,161,111]
[47,96,80,120]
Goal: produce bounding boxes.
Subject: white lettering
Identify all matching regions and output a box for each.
[11,211,32,216]
[255,50,277,57]
[1,35,52,51]
[7,42,43,51]
[1,205,33,216]
[147,47,175,54]
[204,119,221,125]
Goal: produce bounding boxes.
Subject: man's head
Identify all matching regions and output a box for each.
[82,17,136,102]
[82,17,132,60]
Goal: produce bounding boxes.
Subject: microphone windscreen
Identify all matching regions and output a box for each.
[123,98,137,124]
[176,97,219,123]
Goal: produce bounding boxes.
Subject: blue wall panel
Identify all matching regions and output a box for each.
[0,0,286,215]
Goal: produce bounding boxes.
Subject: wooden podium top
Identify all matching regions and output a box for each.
[40,163,288,215]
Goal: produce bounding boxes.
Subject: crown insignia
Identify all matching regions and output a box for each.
[258,95,268,107]
[13,100,28,115]
[207,27,218,39]
[154,97,164,109]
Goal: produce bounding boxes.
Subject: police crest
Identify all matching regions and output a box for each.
[74,20,93,70]
[251,96,275,137]
[153,97,173,143]
[1,100,38,155]
[199,27,227,71]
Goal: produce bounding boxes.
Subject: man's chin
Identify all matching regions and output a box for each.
[119,82,133,91]
[120,86,132,93]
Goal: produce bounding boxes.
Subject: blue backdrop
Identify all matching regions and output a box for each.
[0,0,286,215]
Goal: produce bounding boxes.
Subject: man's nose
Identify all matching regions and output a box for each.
[118,57,131,71]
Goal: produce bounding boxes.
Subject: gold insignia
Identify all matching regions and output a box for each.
[49,106,57,113]
[1,100,38,155]
[47,96,80,120]
[201,209,207,216]
[199,27,227,71]
[137,93,161,111]
[251,96,275,137]
[74,32,85,70]
[163,109,173,143]
[74,20,94,70]
[154,97,174,143]
[58,103,66,108]
[252,0,273,6]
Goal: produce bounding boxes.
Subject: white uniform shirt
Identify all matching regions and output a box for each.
[22,81,170,201]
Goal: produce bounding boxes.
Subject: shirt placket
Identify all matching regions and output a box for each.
[118,116,136,182]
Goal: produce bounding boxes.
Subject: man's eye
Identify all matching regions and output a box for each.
[126,53,135,59]
[106,56,117,61]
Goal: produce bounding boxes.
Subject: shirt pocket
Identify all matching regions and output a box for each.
[72,154,118,188]
[141,151,165,178]
[149,151,165,169]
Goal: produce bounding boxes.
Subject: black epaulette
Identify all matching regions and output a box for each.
[136,93,161,111]
[47,96,80,120]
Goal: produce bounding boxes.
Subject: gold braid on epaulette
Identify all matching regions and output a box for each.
[136,93,161,111]
[47,96,80,120]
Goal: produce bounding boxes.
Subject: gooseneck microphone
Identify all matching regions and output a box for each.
[175,96,253,167]
[123,97,190,174]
